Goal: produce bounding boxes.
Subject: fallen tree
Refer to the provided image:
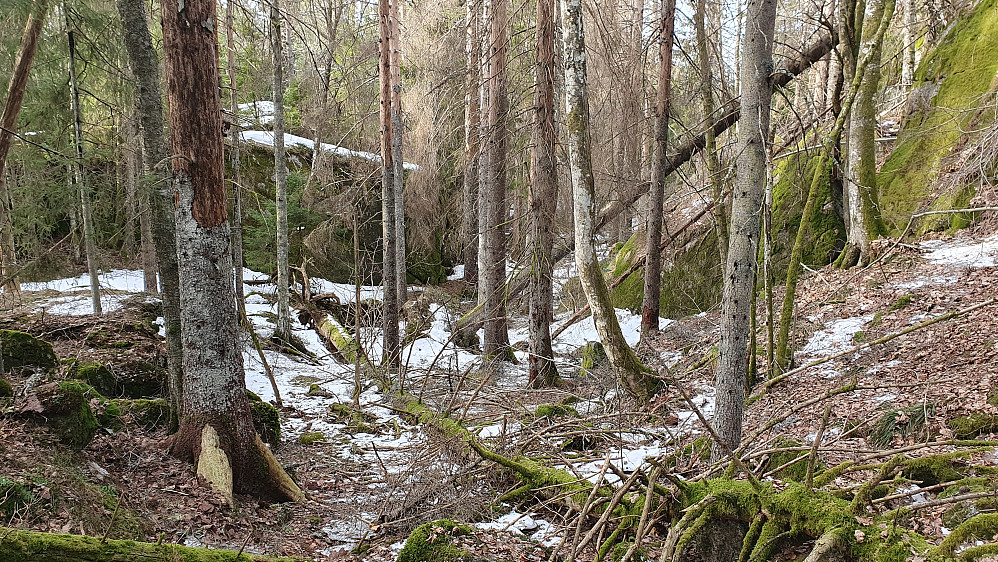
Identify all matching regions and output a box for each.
[0,526,293,561]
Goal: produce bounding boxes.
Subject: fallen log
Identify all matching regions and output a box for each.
[0,526,292,561]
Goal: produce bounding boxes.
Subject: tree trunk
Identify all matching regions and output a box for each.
[379,0,401,370]
[838,0,887,268]
[901,0,915,86]
[226,0,245,318]
[122,115,137,261]
[118,0,184,428]
[562,0,658,403]
[695,0,728,267]
[390,0,406,306]
[640,0,676,335]
[271,5,292,341]
[138,167,157,293]
[67,15,102,317]
[0,1,47,297]
[161,0,303,503]
[462,0,481,286]
[527,0,560,388]
[479,0,511,360]
[712,0,777,460]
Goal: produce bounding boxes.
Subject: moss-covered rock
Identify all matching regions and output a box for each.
[1,330,58,372]
[947,412,998,439]
[0,377,12,397]
[72,360,164,399]
[765,437,810,482]
[296,431,324,445]
[19,381,99,450]
[74,361,116,397]
[579,341,606,376]
[397,519,480,562]
[533,404,580,419]
[111,398,170,430]
[247,390,281,446]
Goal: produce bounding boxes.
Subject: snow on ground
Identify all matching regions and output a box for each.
[446,264,465,281]
[476,511,561,547]
[798,314,874,360]
[21,269,156,316]
[239,130,421,171]
[921,234,998,268]
[550,308,672,355]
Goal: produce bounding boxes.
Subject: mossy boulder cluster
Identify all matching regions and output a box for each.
[1,329,59,372]
[71,359,165,399]
[18,381,100,450]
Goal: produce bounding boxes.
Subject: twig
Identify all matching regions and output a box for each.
[806,405,832,488]
[100,492,122,543]
[235,525,254,559]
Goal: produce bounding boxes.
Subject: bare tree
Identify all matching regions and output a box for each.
[0,1,47,297]
[712,0,777,459]
[379,0,401,369]
[695,0,728,265]
[161,0,303,503]
[271,4,292,341]
[390,0,407,306]
[640,0,676,335]
[225,0,245,317]
[563,0,658,403]
[462,0,480,287]
[528,0,560,388]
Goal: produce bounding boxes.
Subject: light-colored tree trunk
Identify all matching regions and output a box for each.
[462,0,481,286]
[712,0,777,460]
[0,1,47,297]
[271,5,292,341]
[138,160,157,294]
[562,0,658,403]
[390,0,406,306]
[66,14,102,317]
[161,0,302,503]
[901,0,915,86]
[640,0,676,335]
[838,0,888,268]
[226,0,245,318]
[379,0,401,369]
[528,0,560,389]
[479,0,511,360]
[118,0,184,427]
[695,0,728,266]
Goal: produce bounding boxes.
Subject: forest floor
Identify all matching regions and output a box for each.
[1,226,997,561]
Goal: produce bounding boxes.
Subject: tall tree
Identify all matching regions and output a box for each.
[462,0,480,286]
[479,0,512,360]
[695,0,728,265]
[271,4,292,341]
[527,0,560,388]
[66,9,102,316]
[379,0,401,369]
[161,0,303,503]
[226,0,245,318]
[712,0,777,459]
[563,0,659,403]
[0,1,48,296]
[117,0,184,424]
[640,0,676,334]
[390,0,406,306]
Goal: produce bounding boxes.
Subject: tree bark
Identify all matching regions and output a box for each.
[67,14,102,317]
[640,0,676,335]
[0,1,47,297]
[527,0,560,388]
[712,0,777,460]
[562,0,658,403]
[122,114,137,261]
[462,0,481,286]
[225,0,245,318]
[379,0,401,370]
[390,0,406,306]
[118,0,184,428]
[271,5,292,341]
[695,0,728,266]
[161,0,303,502]
[479,0,512,360]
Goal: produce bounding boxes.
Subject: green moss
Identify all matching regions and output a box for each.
[328,403,378,434]
[247,391,281,446]
[937,513,998,556]
[0,377,12,397]
[579,341,606,375]
[296,431,325,445]
[947,412,998,439]
[852,331,867,344]
[397,519,477,562]
[1,330,58,371]
[74,362,116,397]
[766,438,810,482]
[111,398,170,430]
[878,0,998,234]
[533,404,580,419]
[888,294,914,311]
[25,381,100,450]
[902,451,972,485]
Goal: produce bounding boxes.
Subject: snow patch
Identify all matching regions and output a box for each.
[799,315,873,359]
[921,235,998,268]
[239,130,421,171]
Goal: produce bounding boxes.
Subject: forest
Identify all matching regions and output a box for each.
[1,0,998,558]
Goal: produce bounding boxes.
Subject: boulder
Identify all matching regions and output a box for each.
[1,330,58,372]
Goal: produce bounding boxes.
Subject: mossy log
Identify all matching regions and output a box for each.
[0,526,293,561]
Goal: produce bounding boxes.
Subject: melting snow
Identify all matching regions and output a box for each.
[239,130,421,171]
[921,235,998,268]
[798,315,873,359]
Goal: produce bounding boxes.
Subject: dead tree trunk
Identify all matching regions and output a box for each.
[379,0,401,370]
[712,0,777,460]
[0,1,47,297]
[390,0,406,306]
[527,0,560,388]
[562,0,658,403]
[161,0,303,503]
[118,0,184,427]
[67,14,102,317]
[640,0,676,334]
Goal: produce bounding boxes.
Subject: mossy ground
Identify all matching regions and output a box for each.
[397,519,478,562]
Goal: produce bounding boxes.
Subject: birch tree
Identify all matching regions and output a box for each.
[528,0,560,388]
[640,0,676,335]
[562,0,659,403]
[271,4,292,341]
[161,0,303,503]
[712,0,777,459]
